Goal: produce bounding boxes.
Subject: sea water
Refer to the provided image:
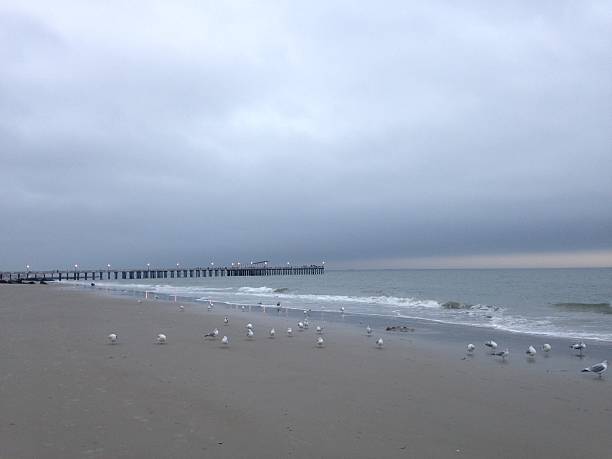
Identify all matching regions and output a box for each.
[69,268,612,342]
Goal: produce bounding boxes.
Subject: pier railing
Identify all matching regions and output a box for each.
[0,265,325,282]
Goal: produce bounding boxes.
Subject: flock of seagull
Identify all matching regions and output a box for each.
[109,301,607,378]
[468,338,608,377]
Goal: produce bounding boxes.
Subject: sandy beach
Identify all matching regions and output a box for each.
[1,284,611,458]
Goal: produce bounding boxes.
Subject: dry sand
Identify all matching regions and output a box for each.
[1,284,611,458]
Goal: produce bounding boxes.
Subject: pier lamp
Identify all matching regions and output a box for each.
[147,263,150,270]
[74,264,78,271]
[210,262,214,267]
[237,262,241,267]
[231,263,234,267]
[287,262,290,266]
[264,262,267,266]
[176,263,180,268]
[107,264,111,270]
[26,264,30,272]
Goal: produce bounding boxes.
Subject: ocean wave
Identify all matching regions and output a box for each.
[553,302,612,314]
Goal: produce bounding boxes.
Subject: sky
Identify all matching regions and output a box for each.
[1,0,611,270]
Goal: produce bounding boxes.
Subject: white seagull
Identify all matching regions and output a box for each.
[581,360,608,378]
[207,303,213,311]
[241,305,245,311]
[247,329,254,339]
[570,341,587,356]
[204,328,219,339]
[137,299,142,303]
[526,345,537,358]
[317,336,325,347]
[366,325,372,336]
[223,316,229,325]
[246,323,253,330]
[376,337,384,348]
[493,348,509,360]
[178,305,184,312]
[156,333,167,344]
[542,343,552,353]
[298,321,305,331]
[221,335,229,346]
[287,327,293,336]
[485,340,498,353]
[467,343,475,353]
[108,333,118,344]
[340,306,345,314]
[269,328,276,338]
[316,326,323,334]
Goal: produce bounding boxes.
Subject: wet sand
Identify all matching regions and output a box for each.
[1,284,611,458]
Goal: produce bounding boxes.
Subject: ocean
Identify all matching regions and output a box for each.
[68,268,612,342]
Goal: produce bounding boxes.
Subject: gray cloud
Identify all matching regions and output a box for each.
[1,1,611,270]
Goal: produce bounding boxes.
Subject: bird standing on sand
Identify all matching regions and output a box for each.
[340,306,345,314]
[247,329,254,339]
[366,325,372,336]
[526,345,537,358]
[178,305,184,312]
[298,321,305,331]
[287,327,293,336]
[156,333,167,344]
[224,316,229,325]
[207,304,212,311]
[542,343,552,353]
[493,348,509,360]
[570,341,587,356]
[269,328,276,338]
[246,323,253,330]
[137,299,142,303]
[376,338,384,348]
[108,333,118,344]
[241,305,245,311]
[316,326,323,334]
[467,343,475,353]
[221,335,229,346]
[581,360,607,378]
[317,336,325,347]
[485,340,498,353]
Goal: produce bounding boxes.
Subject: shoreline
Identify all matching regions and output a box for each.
[1,284,611,458]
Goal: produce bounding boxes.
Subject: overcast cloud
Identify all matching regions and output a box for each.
[1,0,611,270]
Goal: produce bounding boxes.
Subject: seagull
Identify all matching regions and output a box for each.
[247,329,254,339]
[376,337,384,348]
[366,325,372,336]
[298,321,305,331]
[108,333,118,344]
[178,305,184,312]
[485,340,498,353]
[304,319,309,329]
[340,306,345,313]
[221,335,229,346]
[317,336,325,347]
[137,299,142,303]
[269,328,276,338]
[241,305,245,311]
[287,327,293,336]
[204,328,219,339]
[303,309,308,316]
[570,341,587,356]
[493,348,509,360]
[207,304,213,311]
[542,343,552,353]
[223,316,229,325]
[246,323,253,330]
[467,343,475,353]
[526,345,537,358]
[316,326,323,334]
[156,333,167,344]
[581,360,608,378]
